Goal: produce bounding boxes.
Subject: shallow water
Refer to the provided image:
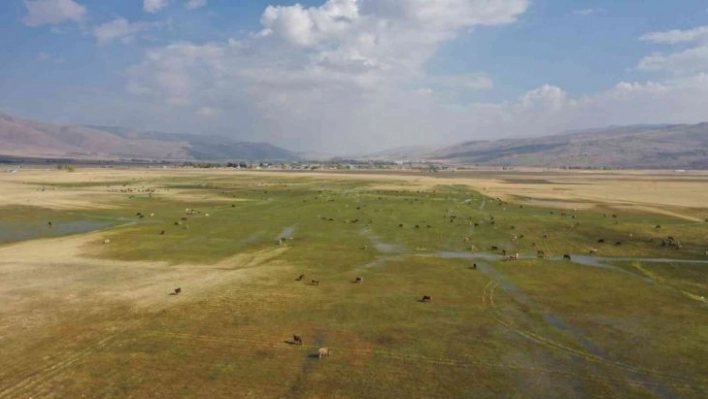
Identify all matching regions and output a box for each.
[0,220,116,244]
[277,225,297,240]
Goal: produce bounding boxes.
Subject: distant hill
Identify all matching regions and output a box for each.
[366,124,708,169]
[0,111,298,161]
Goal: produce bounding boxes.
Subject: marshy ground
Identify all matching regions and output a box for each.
[0,167,707,398]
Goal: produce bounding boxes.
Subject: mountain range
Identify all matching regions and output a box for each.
[1,110,707,168]
[0,111,297,161]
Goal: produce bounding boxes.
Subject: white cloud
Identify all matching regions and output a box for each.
[429,73,493,90]
[640,26,708,44]
[572,8,601,16]
[22,0,87,27]
[638,25,708,76]
[144,0,170,14]
[185,0,207,10]
[120,3,708,154]
[37,52,52,61]
[93,18,160,45]
[638,46,708,75]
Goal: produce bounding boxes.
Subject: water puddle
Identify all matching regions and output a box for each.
[277,225,297,240]
[360,228,405,254]
[0,220,116,244]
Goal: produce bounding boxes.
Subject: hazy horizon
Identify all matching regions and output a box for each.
[2,0,708,154]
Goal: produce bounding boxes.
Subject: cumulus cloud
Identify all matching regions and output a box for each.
[93,18,160,45]
[122,2,708,153]
[144,0,169,14]
[185,0,207,10]
[22,0,87,27]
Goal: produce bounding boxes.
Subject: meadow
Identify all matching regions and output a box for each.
[0,167,707,398]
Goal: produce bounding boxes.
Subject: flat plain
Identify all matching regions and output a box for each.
[1,167,707,398]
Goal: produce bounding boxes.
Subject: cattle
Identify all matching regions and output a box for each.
[103,239,111,244]
[160,230,165,235]
[563,254,572,261]
[589,248,598,254]
[598,238,605,244]
[47,221,52,227]
[502,249,507,256]
[293,335,303,346]
[318,347,330,358]
[505,253,519,261]
[491,246,499,251]
[537,250,545,258]
[421,295,432,302]
[174,287,181,295]
[354,276,363,284]
[472,263,477,269]
[311,280,320,286]
[295,274,304,281]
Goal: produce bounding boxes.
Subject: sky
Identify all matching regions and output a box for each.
[1,0,708,154]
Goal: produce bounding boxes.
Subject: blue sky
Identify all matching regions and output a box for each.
[1,0,708,153]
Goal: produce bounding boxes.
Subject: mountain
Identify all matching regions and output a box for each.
[431,124,708,168]
[0,111,298,161]
[360,124,708,169]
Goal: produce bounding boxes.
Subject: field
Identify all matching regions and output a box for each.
[1,167,707,398]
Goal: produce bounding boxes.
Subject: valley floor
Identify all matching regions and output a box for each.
[0,167,707,398]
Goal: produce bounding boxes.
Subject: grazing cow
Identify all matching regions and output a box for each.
[598,239,605,244]
[293,335,303,346]
[354,276,363,283]
[103,239,111,244]
[399,223,404,228]
[421,295,432,302]
[491,246,499,251]
[174,287,181,295]
[472,263,477,269]
[506,253,519,261]
[655,225,661,229]
[563,254,572,261]
[160,230,165,235]
[318,347,330,358]
[589,248,598,254]
[615,241,622,246]
[295,274,304,281]
[537,250,545,258]
[502,249,507,256]
[311,280,320,286]
[542,234,548,239]
[47,221,52,227]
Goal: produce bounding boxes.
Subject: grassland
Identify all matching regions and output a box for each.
[0,167,707,398]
